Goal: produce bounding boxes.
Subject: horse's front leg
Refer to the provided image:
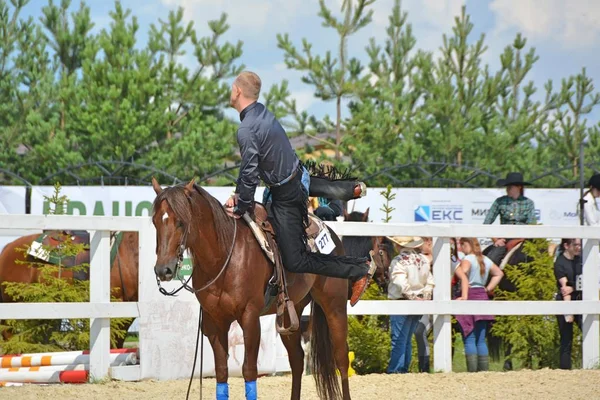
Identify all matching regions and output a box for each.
[204,315,231,400]
[239,310,261,400]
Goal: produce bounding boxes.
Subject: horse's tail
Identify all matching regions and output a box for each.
[487,328,502,362]
[310,301,341,400]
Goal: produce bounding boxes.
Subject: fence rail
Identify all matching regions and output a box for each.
[0,216,598,378]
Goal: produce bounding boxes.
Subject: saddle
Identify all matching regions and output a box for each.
[506,238,525,252]
[27,230,123,273]
[243,202,336,336]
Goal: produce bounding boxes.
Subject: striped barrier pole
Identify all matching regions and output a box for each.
[0,352,137,368]
[4,348,138,357]
[0,367,88,384]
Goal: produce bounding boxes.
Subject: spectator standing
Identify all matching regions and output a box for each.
[583,174,600,226]
[554,238,583,370]
[386,236,434,374]
[454,237,504,372]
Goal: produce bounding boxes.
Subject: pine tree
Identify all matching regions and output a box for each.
[344,0,430,183]
[277,0,375,161]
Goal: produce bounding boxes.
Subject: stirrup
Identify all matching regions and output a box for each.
[276,296,299,335]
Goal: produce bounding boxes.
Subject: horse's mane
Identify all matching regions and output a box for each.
[341,236,374,258]
[152,183,234,249]
[341,210,394,258]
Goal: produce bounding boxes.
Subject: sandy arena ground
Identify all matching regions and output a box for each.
[2,369,600,400]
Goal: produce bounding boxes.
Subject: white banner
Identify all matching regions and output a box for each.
[0,186,27,253]
[347,187,583,226]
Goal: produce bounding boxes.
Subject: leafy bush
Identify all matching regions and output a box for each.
[347,283,391,374]
[491,238,571,369]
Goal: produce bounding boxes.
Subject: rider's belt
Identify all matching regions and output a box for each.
[268,164,300,188]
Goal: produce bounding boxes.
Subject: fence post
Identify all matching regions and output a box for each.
[138,217,157,380]
[433,235,452,372]
[582,238,600,369]
[89,230,111,381]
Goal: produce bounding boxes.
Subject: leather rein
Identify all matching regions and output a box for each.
[156,218,238,297]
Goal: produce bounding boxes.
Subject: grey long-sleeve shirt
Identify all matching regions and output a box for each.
[234,102,299,214]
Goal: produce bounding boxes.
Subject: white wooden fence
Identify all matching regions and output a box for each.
[0,215,599,379]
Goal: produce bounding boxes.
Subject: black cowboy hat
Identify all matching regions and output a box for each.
[497,172,531,187]
[588,173,600,190]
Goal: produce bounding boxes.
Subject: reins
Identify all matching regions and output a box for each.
[155,218,237,296]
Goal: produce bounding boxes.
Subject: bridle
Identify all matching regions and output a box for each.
[155,218,238,296]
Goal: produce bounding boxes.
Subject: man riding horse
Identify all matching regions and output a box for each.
[483,172,538,265]
[224,71,377,307]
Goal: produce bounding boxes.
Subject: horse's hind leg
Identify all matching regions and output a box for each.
[280,326,305,400]
[279,296,311,400]
[313,283,352,400]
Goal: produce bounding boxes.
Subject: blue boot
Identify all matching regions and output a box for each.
[245,381,257,400]
[216,382,229,400]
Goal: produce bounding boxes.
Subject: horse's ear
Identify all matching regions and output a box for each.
[152,177,163,195]
[185,178,196,193]
[362,207,370,222]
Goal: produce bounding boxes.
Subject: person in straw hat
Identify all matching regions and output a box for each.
[386,236,434,374]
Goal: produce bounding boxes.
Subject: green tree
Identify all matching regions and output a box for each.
[140,11,244,179]
[277,0,375,161]
[491,239,563,369]
[541,68,600,176]
[344,0,430,183]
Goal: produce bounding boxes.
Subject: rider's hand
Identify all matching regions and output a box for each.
[494,238,506,247]
[225,194,238,208]
[225,206,241,219]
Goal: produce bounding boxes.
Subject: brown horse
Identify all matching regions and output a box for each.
[151,178,357,400]
[342,208,393,293]
[0,231,139,348]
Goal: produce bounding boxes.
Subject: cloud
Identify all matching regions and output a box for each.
[369,0,466,52]
[290,90,318,112]
[160,0,309,34]
[489,0,600,49]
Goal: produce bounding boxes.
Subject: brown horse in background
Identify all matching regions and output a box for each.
[151,178,358,400]
[0,231,139,348]
[342,208,393,294]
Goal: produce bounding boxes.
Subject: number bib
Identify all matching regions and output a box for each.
[315,228,336,254]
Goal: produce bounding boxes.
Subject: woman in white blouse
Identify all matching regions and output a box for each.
[386,236,435,374]
[583,174,600,226]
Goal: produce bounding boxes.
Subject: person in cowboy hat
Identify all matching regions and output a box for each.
[583,173,600,226]
[482,172,537,265]
[386,236,435,374]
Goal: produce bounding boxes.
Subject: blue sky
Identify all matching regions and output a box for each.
[22,0,600,124]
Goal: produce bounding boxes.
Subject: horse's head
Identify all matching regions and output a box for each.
[151,177,195,282]
[341,207,393,293]
[343,207,370,222]
[371,236,393,292]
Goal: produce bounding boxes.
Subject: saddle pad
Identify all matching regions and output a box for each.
[246,213,336,264]
[27,231,123,268]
